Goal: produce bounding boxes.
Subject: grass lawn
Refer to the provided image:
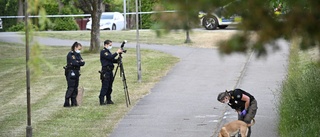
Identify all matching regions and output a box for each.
[0,41,179,137]
[34,30,237,48]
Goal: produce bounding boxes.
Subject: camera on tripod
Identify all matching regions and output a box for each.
[120,40,127,53]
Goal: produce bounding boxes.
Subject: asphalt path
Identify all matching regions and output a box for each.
[0,31,289,137]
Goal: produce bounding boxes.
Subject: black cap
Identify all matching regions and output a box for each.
[104,40,112,45]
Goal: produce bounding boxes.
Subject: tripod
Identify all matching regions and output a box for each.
[113,54,131,107]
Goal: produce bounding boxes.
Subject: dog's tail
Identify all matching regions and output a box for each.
[247,118,255,127]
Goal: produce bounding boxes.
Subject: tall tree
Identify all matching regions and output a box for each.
[75,0,103,52]
[153,1,198,43]
[158,0,320,58]
[17,0,24,23]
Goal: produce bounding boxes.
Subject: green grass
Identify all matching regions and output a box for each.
[35,30,190,46]
[0,42,179,137]
[278,39,320,137]
[33,30,237,48]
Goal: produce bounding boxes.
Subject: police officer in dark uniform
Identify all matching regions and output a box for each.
[63,42,85,107]
[99,40,123,105]
[217,89,258,137]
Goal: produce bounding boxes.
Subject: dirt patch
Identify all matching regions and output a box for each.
[189,31,238,48]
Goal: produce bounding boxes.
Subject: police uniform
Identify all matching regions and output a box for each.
[227,89,258,137]
[99,47,119,105]
[64,51,85,107]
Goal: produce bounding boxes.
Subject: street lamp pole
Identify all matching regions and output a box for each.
[135,0,141,82]
[123,0,126,30]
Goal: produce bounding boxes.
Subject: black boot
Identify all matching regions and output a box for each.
[71,98,78,107]
[106,100,114,104]
[100,97,106,105]
[63,98,71,107]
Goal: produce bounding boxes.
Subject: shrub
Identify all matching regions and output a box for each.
[7,22,25,32]
[7,22,38,32]
[52,17,79,31]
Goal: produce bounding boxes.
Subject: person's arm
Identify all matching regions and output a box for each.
[70,55,84,67]
[241,94,250,110]
[102,50,119,61]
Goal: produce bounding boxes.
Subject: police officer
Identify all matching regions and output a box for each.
[217,89,258,137]
[63,42,85,107]
[99,40,123,105]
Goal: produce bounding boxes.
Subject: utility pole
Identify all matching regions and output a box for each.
[24,0,32,136]
[185,0,191,43]
[135,0,141,82]
[123,0,126,29]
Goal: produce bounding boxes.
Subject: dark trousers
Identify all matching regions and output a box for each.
[99,71,114,104]
[64,70,79,107]
[238,99,258,137]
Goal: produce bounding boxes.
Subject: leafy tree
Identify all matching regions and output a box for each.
[153,0,198,43]
[74,0,103,52]
[157,0,320,57]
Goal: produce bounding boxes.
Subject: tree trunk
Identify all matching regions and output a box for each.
[185,30,191,43]
[57,0,64,14]
[89,0,102,52]
[74,0,103,53]
[17,0,24,23]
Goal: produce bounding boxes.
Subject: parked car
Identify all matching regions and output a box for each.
[199,1,241,30]
[199,12,240,30]
[86,12,125,30]
[0,18,2,29]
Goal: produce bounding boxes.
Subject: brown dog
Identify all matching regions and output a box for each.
[218,119,255,137]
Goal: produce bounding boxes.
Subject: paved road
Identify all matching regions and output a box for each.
[0,32,289,137]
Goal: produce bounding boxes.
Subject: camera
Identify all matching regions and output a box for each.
[120,40,127,53]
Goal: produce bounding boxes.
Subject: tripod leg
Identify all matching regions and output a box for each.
[123,77,131,105]
[120,63,131,107]
[113,64,120,81]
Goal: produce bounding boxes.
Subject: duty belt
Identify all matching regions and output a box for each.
[102,66,114,71]
[64,66,80,70]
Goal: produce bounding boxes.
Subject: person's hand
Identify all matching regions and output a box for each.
[240,109,247,116]
[117,48,123,54]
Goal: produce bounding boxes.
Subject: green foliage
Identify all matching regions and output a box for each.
[52,17,79,31]
[0,0,84,31]
[158,0,320,58]
[43,1,59,15]
[51,6,80,31]
[7,22,39,32]
[152,0,200,31]
[7,22,25,32]
[140,0,160,29]
[104,0,123,12]
[278,42,320,137]
[0,0,19,31]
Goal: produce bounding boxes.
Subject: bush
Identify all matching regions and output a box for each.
[52,17,79,31]
[7,22,38,32]
[7,22,25,32]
